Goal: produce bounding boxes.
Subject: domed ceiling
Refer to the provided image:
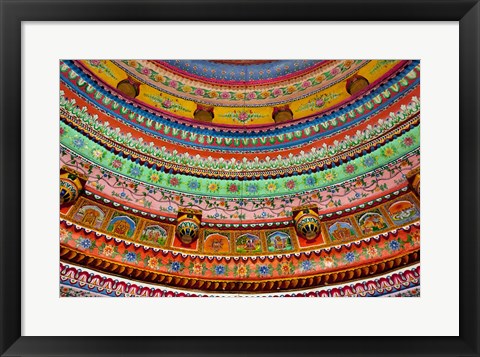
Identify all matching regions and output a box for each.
[59,59,420,297]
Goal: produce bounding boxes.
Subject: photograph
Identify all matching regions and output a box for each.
[2,1,479,354]
[59,59,421,297]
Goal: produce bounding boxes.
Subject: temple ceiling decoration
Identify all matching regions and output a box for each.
[59,59,420,297]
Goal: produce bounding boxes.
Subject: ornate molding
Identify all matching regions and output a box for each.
[60,246,419,293]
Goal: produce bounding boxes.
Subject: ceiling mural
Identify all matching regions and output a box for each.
[59,59,420,297]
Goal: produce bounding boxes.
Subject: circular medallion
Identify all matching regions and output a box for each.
[176,218,200,244]
[295,212,321,240]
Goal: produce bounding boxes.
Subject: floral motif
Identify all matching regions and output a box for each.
[363,156,376,167]
[402,136,416,148]
[188,180,200,190]
[223,110,263,124]
[228,184,239,193]
[233,263,250,278]
[123,251,139,263]
[297,93,339,111]
[408,231,420,245]
[143,93,189,112]
[147,257,160,269]
[60,261,420,297]
[76,237,94,250]
[150,172,161,183]
[121,59,371,103]
[59,220,420,282]
[344,251,356,263]
[272,88,283,97]
[59,228,71,243]
[212,264,227,276]
[60,88,420,184]
[267,183,277,192]
[364,245,378,258]
[87,60,118,79]
[383,147,396,158]
[189,262,207,275]
[111,159,123,169]
[61,147,419,224]
[300,260,315,272]
[92,149,104,160]
[285,180,296,190]
[168,261,184,273]
[344,163,356,174]
[103,245,114,256]
[162,99,172,109]
[324,171,337,182]
[331,67,341,76]
[129,165,142,178]
[72,137,85,149]
[256,264,273,277]
[389,240,400,251]
[208,182,219,192]
[305,176,316,186]
[277,262,295,275]
[323,256,335,268]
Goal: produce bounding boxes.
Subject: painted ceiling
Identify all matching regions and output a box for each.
[59,59,420,297]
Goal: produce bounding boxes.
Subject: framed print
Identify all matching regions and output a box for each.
[1,1,479,356]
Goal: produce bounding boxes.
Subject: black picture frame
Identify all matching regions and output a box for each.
[1,0,479,356]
